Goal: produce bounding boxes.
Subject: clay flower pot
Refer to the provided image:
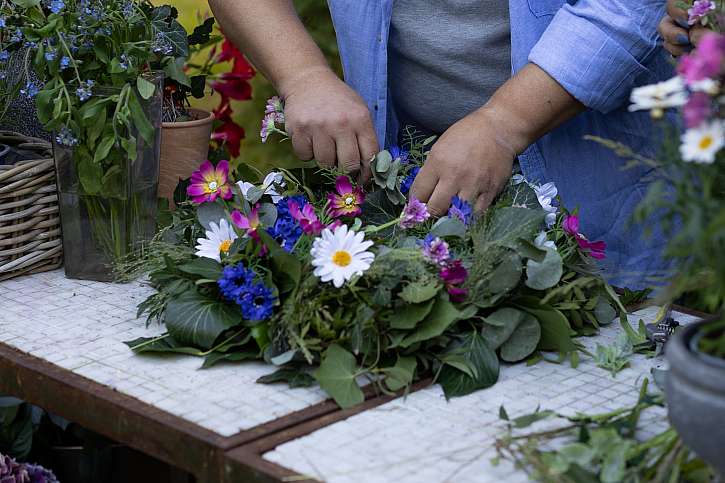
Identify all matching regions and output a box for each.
[665,318,725,476]
[159,108,214,202]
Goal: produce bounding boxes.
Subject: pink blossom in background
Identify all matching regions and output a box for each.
[562,214,580,235]
[688,0,716,25]
[683,91,713,128]
[440,260,468,302]
[562,214,607,260]
[678,32,725,84]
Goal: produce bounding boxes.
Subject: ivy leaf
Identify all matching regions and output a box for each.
[124,334,205,356]
[389,299,435,330]
[438,332,500,399]
[400,297,462,348]
[202,351,258,369]
[313,345,365,408]
[525,248,564,290]
[400,280,440,304]
[164,292,242,349]
[257,367,316,388]
[383,356,417,391]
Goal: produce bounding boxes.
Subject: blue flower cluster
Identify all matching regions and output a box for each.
[56,126,78,147]
[389,145,410,164]
[48,0,65,14]
[20,79,43,99]
[401,166,420,195]
[267,195,306,252]
[448,195,473,226]
[76,79,94,102]
[218,264,276,321]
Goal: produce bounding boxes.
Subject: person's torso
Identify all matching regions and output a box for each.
[388,0,511,135]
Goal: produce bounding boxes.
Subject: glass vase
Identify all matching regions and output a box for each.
[53,74,163,282]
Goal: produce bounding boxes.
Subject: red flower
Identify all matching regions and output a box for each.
[210,72,253,101]
[212,119,246,158]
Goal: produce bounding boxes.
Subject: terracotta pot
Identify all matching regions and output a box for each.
[159,108,214,202]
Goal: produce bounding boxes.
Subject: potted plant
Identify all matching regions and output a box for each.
[155,13,218,203]
[0,0,192,281]
[627,3,725,474]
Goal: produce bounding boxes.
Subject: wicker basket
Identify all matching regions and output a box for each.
[0,131,62,281]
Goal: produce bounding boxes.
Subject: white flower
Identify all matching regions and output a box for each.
[311,225,375,288]
[534,231,556,251]
[680,120,725,163]
[511,174,527,185]
[691,78,720,95]
[534,182,558,228]
[195,219,238,262]
[237,171,286,204]
[629,76,687,112]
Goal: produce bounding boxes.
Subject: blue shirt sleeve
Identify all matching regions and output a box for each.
[528,1,666,113]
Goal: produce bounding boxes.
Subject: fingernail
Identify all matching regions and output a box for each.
[675,18,691,29]
[676,33,691,45]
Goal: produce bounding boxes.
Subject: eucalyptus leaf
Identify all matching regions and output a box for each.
[525,248,564,291]
[197,201,228,230]
[500,314,541,362]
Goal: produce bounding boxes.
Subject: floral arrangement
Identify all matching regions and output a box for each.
[0,452,58,483]
[124,99,623,409]
[627,1,724,357]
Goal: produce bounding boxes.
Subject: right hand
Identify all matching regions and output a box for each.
[279,68,379,182]
[659,0,710,57]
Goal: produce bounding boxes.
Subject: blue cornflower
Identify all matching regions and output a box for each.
[389,145,410,164]
[448,195,473,226]
[267,196,305,252]
[217,263,276,321]
[20,80,42,98]
[55,126,78,147]
[218,264,256,302]
[0,50,8,62]
[400,166,420,195]
[76,79,94,101]
[48,0,65,14]
[60,56,71,70]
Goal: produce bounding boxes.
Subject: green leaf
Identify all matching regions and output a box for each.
[77,154,103,194]
[429,217,467,239]
[11,0,40,7]
[257,367,316,388]
[400,297,462,348]
[389,299,435,330]
[499,405,509,421]
[124,335,205,356]
[481,308,526,349]
[165,292,242,349]
[177,257,223,280]
[480,207,545,251]
[512,407,556,428]
[516,297,576,353]
[383,356,417,391]
[400,280,440,304]
[525,248,564,290]
[136,76,156,100]
[202,351,257,369]
[438,332,500,399]
[93,133,116,164]
[594,298,617,326]
[163,56,191,87]
[257,230,301,294]
[313,345,365,408]
[500,314,541,362]
[128,90,155,144]
[197,201,228,230]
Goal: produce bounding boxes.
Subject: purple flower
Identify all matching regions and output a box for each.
[400,166,419,194]
[260,113,277,143]
[448,195,472,226]
[688,0,716,25]
[187,160,234,204]
[683,91,712,128]
[421,235,450,266]
[678,32,725,85]
[440,260,468,302]
[0,453,30,483]
[399,198,430,229]
[265,96,284,115]
[327,176,365,218]
[25,464,59,483]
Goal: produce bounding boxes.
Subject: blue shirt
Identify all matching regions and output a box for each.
[327,0,674,289]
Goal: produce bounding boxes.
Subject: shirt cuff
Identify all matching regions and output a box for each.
[528,7,653,113]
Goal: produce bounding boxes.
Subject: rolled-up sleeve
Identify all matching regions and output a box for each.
[528,1,666,113]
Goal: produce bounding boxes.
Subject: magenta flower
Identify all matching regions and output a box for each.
[231,205,261,236]
[399,198,430,229]
[683,91,712,128]
[327,176,365,218]
[421,235,450,266]
[440,259,468,302]
[289,200,324,235]
[265,96,284,115]
[260,113,276,144]
[187,160,233,204]
[678,32,725,85]
[688,0,716,25]
[562,215,607,260]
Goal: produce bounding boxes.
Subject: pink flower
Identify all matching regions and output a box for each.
[440,260,468,302]
[688,0,716,25]
[683,91,713,128]
[231,205,261,236]
[562,215,607,260]
[289,200,324,235]
[265,96,284,115]
[678,32,725,85]
[399,198,430,229]
[187,160,233,204]
[421,235,450,266]
[326,220,344,231]
[327,176,365,218]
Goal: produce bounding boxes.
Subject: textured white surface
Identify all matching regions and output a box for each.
[264,307,700,483]
[0,270,328,437]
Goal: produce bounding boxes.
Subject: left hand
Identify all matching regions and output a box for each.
[410,109,516,216]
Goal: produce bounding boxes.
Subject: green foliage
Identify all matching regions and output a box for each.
[438,332,499,399]
[0,399,33,459]
[593,332,633,377]
[313,344,365,408]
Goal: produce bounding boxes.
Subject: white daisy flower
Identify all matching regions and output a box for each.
[629,76,687,112]
[311,225,375,288]
[680,120,725,164]
[195,219,238,262]
[238,171,286,204]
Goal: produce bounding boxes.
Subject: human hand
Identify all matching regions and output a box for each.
[279,67,379,181]
[659,0,711,57]
[409,109,516,217]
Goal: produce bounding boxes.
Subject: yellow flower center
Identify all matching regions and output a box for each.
[344,195,355,207]
[699,135,714,150]
[207,181,219,192]
[219,239,233,254]
[332,250,352,267]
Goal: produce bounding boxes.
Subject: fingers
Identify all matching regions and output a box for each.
[427,182,457,218]
[291,131,314,161]
[690,25,708,47]
[312,132,336,168]
[666,0,688,26]
[409,164,437,203]
[474,190,496,213]
[335,131,361,174]
[659,15,692,57]
[357,124,379,185]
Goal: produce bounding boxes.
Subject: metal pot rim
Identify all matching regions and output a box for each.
[666,318,725,392]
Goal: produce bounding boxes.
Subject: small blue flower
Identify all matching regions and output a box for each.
[0,16,6,28]
[400,166,420,195]
[48,0,65,14]
[10,29,23,44]
[119,53,130,70]
[55,126,78,147]
[122,1,134,17]
[218,263,276,321]
[266,196,306,252]
[75,79,94,102]
[448,195,473,226]
[23,41,37,49]
[389,145,410,164]
[60,56,71,70]
[0,50,8,62]
[45,49,57,61]
[20,80,42,98]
